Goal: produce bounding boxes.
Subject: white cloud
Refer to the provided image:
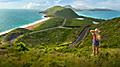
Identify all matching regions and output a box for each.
[0,0,21,2]
[0,0,120,10]
[23,2,40,9]
[23,0,63,10]
[71,0,94,9]
[97,1,120,10]
[71,0,120,10]
[0,1,25,9]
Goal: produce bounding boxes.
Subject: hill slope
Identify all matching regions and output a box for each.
[42,6,65,17]
[42,6,79,18]
[55,8,79,19]
[14,27,84,47]
[33,17,64,30]
[0,7,120,67]
[81,17,120,48]
[1,28,31,44]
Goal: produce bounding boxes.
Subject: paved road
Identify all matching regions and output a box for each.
[69,26,90,48]
[29,26,72,35]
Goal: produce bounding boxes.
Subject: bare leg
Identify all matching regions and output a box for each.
[92,46,96,55]
[96,46,99,55]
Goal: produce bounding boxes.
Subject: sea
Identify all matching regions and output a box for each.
[0,9,43,33]
[76,10,120,20]
[0,9,120,33]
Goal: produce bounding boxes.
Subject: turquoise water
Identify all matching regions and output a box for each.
[77,11,120,20]
[0,9,120,32]
[0,9,43,32]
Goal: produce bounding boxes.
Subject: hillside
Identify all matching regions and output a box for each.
[1,28,31,45]
[33,17,64,30]
[55,8,79,19]
[0,7,120,67]
[64,18,93,27]
[14,27,84,47]
[81,17,120,48]
[41,6,79,18]
[42,6,64,17]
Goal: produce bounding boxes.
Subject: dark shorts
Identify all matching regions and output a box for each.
[92,40,99,46]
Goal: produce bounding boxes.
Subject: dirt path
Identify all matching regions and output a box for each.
[69,26,90,47]
[29,26,72,35]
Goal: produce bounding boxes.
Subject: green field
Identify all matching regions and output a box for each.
[64,18,93,27]
[0,6,120,67]
[33,17,64,30]
[15,27,84,47]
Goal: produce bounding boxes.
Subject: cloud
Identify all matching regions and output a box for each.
[0,0,120,10]
[23,2,40,9]
[96,0,120,10]
[0,0,22,2]
[23,0,64,9]
[71,0,120,10]
[71,0,94,9]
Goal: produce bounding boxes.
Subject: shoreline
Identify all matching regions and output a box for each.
[0,17,50,36]
[20,17,50,30]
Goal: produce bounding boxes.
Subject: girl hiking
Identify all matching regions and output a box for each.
[90,28,101,56]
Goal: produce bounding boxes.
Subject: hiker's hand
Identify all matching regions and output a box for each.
[90,30,95,33]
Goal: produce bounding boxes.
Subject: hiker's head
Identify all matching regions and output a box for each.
[95,28,100,33]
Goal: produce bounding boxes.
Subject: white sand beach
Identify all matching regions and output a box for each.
[20,17,50,29]
[0,17,50,36]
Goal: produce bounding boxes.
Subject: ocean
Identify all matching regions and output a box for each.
[77,10,120,20]
[0,9,43,32]
[0,9,120,33]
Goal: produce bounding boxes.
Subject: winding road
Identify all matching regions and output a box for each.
[29,26,72,35]
[69,26,90,48]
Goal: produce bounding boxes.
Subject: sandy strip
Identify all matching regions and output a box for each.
[0,17,50,36]
[20,17,50,30]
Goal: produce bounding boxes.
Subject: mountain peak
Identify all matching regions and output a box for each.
[42,6,79,19]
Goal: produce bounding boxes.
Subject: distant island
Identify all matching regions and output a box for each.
[63,5,117,11]
[40,5,118,15]
[40,6,79,18]
[81,8,117,11]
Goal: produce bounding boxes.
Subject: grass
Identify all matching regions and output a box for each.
[64,18,93,27]
[0,17,120,67]
[54,8,79,19]
[80,17,120,48]
[1,28,31,45]
[0,44,120,67]
[43,6,79,19]
[33,17,64,30]
[43,6,64,17]
[14,27,83,47]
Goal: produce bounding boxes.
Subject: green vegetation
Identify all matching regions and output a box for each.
[0,42,120,67]
[55,8,79,19]
[42,6,79,19]
[43,6,64,17]
[34,17,64,30]
[15,27,83,47]
[1,28,31,45]
[0,6,120,67]
[0,36,3,45]
[81,17,120,48]
[64,18,93,27]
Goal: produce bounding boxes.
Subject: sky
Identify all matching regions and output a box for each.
[0,0,120,10]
